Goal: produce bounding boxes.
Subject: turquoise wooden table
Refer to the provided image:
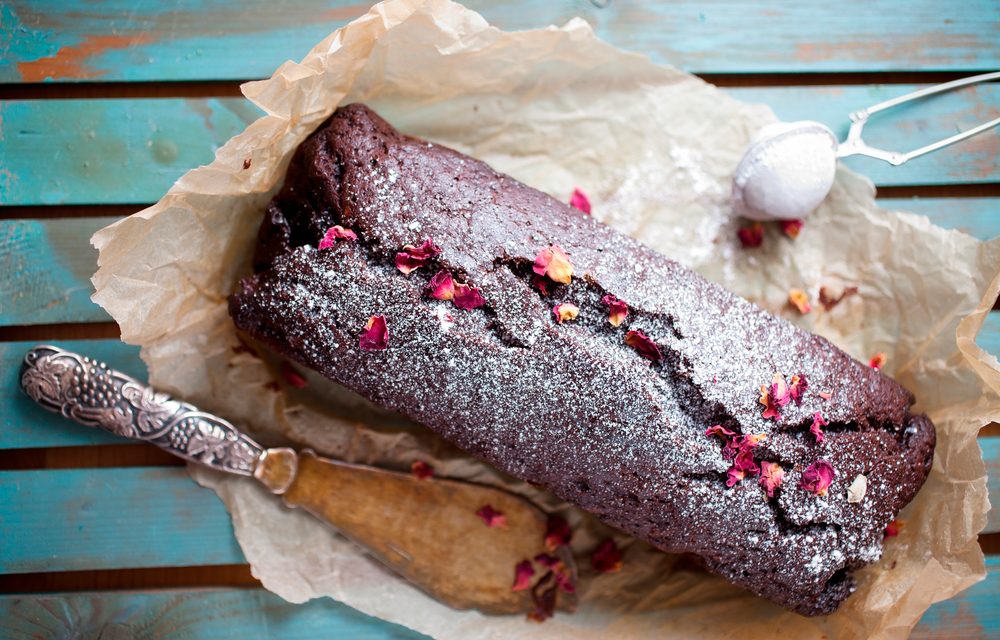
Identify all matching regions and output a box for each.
[1,1,998,637]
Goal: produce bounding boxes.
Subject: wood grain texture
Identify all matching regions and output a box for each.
[0,218,114,324]
[0,99,261,205]
[2,0,998,83]
[0,557,996,640]
[0,588,429,639]
[1,201,996,329]
[911,556,1000,639]
[985,437,1000,536]
[0,339,142,450]
[0,446,997,577]
[2,86,997,207]
[0,466,245,573]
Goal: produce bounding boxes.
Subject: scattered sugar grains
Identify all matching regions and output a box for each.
[234,111,928,609]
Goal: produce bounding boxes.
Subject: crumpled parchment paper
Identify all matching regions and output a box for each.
[91,1,1000,637]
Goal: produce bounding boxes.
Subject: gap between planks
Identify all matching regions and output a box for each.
[3,536,998,593]
[0,565,258,593]
[2,186,996,222]
[0,72,991,101]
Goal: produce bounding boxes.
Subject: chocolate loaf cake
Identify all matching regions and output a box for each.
[230,104,935,616]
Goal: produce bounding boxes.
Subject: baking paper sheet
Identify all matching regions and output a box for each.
[91,1,1000,637]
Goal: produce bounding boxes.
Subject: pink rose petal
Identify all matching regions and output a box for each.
[601,294,628,327]
[533,245,574,284]
[569,187,592,215]
[358,315,389,351]
[395,238,441,275]
[453,282,486,310]
[426,270,455,301]
[475,504,507,529]
[810,412,828,443]
[591,538,623,573]
[624,330,662,362]
[552,302,580,324]
[759,461,785,498]
[319,225,358,249]
[800,460,835,497]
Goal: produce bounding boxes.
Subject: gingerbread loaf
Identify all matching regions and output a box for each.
[230,104,935,615]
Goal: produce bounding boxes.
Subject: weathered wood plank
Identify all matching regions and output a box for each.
[0,559,995,640]
[0,588,428,639]
[912,556,1000,639]
[0,99,262,205]
[726,84,1000,189]
[1,86,998,206]
[1,0,998,83]
[0,438,998,576]
[0,218,115,325]
[0,198,994,329]
[0,466,244,573]
[0,339,142,450]
[976,313,1000,361]
[985,437,1000,536]
[877,198,1000,241]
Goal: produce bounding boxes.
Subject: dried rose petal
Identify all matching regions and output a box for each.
[426,270,455,300]
[737,222,764,248]
[552,302,580,324]
[705,424,737,440]
[569,187,592,215]
[818,390,832,400]
[800,460,835,497]
[319,225,358,249]
[624,330,662,362]
[780,219,804,239]
[759,461,785,498]
[732,447,759,475]
[512,559,535,591]
[726,467,747,487]
[759,384,781,421]
[533,554,574,593]
[532,275,552,296]
[744,433,767,448]
[591,538,623,573]
[358,315,388,351]
[771,373,791,408]
[544,515,572,551]
[395,239,441,275]
[475,504,507,528]
[870,352,887,369]
[453,282,486,310]
[280,362,308,389]
[720,433,764,462]
[534,553,559,568]
[884,519,904,539]
[810,411,828,443]
[528,571,558,622]
[818,285,859,311]
[555,570,576,594]
[789,374,808,405]
[601,294,628,327]
[533,245,574,284]
[410,460,434,480]
[788,289,812,314]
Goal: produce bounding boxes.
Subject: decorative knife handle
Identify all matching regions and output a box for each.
[19,345,263,475]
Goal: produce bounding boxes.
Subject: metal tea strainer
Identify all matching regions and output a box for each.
[732,71,1000,221]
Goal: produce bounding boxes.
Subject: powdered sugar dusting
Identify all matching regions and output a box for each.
[231,105,934,615]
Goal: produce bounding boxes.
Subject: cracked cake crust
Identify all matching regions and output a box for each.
[230,104,936,616]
